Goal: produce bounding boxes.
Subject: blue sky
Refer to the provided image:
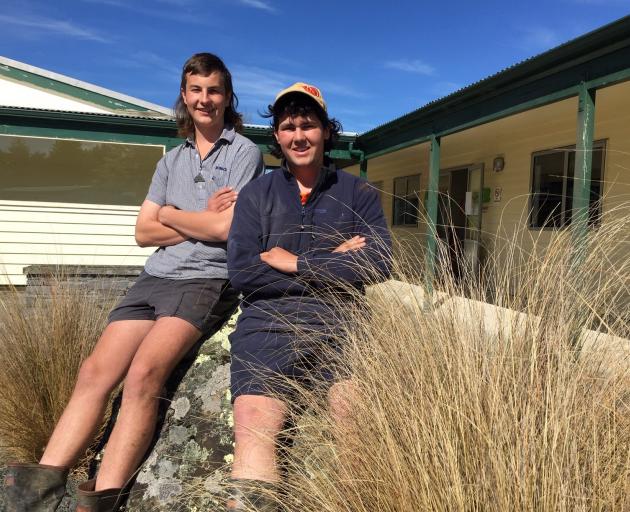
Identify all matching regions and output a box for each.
[1,0,628,133]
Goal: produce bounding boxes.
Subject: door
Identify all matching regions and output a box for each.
[464,163,484,274]
[436,164,484,278]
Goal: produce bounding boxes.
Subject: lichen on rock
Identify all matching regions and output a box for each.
[124,311,238,511]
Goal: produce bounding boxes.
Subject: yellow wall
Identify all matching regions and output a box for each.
[350,80,630,266]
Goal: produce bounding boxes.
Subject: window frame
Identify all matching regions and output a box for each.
[528,140,606,230]
[391,173,421,227]
[0,133,166,206]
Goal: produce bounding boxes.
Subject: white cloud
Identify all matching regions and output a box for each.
[317,81,370,100]
[566,0,626,3]
[237,0,276,12]
[517,27,563,51]
[0,14,108,42]
[432,81,461,97]
[80,0,125,5]
[232,65,369,105]
[79,0,211,25]
[384,59,436,76]
[232,65,294,105]
[113,51,180,78]
[154,0,196,5]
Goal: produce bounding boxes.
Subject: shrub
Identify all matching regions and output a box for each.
[0,275,116,476]
[267,205,630,511]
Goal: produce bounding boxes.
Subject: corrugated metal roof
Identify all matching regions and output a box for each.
[0,106,273,131]
[0,105,173,122]
[0,56,173,116]
[361,14,630,137]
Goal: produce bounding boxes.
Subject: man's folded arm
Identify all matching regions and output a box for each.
[228,194,305,296]
[158,205,234,242]
[135,200,188,248]
[297,183,392,284]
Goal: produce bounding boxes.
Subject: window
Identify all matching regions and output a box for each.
[0,135,164,206]
[392,174,421,226]
[529,142,605,228]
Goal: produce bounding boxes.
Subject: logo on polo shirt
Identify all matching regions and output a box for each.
[215,165,227,172]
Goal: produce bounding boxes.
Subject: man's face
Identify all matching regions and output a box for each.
[181,71,229,133]
[274,112,330,173]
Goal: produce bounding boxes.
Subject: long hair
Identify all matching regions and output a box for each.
[262,93,342,159]
[174,53,243,137]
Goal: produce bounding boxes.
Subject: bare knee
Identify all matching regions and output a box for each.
[74,356,119,397]
[122,363,165,402]
[328,380,357,424]
[233,395,286,445]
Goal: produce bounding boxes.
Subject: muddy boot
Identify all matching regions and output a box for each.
[4,462,68,512]
[226,478,279,511]
[75,479,127,512]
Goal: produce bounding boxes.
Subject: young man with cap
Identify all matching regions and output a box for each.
[226,83,392,510]
[4,53,263,512]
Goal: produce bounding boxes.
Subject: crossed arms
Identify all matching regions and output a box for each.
[135,187,237,247]
[228,185,392,296]
[260,237,366,273]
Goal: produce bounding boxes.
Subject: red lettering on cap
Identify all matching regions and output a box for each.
[302,85,321,98]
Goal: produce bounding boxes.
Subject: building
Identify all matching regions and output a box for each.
[2,14,629,287]
[349,15,630,286]
[0,57,276,285]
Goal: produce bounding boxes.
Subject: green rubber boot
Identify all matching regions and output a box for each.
[226,478,279,511]
[75,478,126,512]
[4,462,68,512]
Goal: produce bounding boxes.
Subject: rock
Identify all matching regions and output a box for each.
[123,311,237,511]
[0,311,236,511]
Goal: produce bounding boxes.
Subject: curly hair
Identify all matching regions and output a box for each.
[261,92,342,159]
[174,53,243,137]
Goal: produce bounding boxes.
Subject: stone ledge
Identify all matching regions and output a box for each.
[24,265,145,279]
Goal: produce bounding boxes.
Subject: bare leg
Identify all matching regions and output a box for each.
[327,379,356,428]
[94,317,201,490]
[40,320,154,468]
[231,395,287,483]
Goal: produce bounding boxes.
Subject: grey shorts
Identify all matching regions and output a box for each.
[108,271,239,334]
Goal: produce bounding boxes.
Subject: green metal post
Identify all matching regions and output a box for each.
[359,157,368,178]
[572,83,596,265]
[424,135,441,295]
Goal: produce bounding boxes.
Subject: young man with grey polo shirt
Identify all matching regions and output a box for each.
[5,53,263,512]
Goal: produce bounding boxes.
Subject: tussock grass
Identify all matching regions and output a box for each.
[0,274,116,473]
[239,204,630,511]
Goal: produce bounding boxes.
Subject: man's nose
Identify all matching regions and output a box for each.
[294,127,306,141]
[200,90,211,103]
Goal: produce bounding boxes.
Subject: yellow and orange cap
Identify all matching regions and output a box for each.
[273,82,327,112]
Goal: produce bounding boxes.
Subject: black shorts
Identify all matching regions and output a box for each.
[108,271,239,334]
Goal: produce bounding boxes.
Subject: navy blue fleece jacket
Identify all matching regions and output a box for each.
[227,163,392,332]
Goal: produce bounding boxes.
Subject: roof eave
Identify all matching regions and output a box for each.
[358,15,630,149]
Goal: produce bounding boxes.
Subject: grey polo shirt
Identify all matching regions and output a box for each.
[143,126,263,280]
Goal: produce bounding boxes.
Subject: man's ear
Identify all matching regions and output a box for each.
[274,130,279,143]
[180,88,187,105]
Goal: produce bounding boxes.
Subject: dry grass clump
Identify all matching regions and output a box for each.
[268,206,630,511]
[0,274,116,473]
